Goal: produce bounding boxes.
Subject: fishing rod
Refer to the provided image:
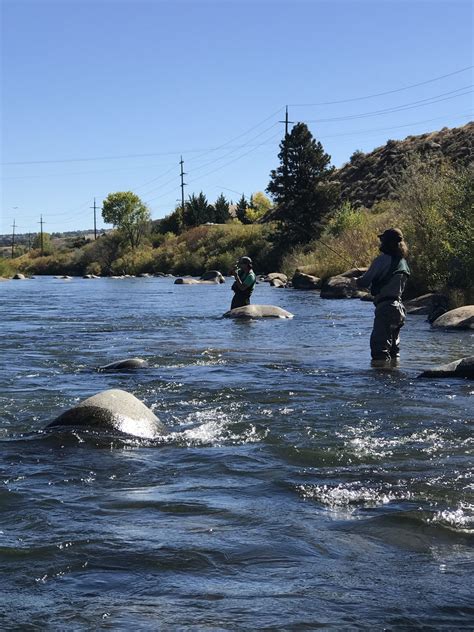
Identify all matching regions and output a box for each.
[288,217,363,273]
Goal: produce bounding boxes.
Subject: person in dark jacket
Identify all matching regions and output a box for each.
[355,228,410,362]
[230,256,256,310]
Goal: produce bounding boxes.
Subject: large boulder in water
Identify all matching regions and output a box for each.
[46,389,168,439]
[174,277,200,284]
[432,306,474,330]
[405,293,449,319]
[200,270,225,283]
[175,276,222,285]
[223,304,294,319]
[270,278,286,288]
[12,273,26,280]
[339,267,368,278]
[320,275,356,299]
[418,356,474,379]
[263,272,288,284]
[292,271,321,290]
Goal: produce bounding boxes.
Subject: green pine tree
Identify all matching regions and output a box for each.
[266,123,340,244]
[213,193,231,223]
[236,194,250,224]
[184,192,215,227]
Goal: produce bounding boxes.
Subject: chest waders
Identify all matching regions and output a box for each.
[370,256,410,361]
[231,270,256,309]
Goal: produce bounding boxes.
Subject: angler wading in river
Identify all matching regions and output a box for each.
[230,256,257,310]
[353,228,411,364]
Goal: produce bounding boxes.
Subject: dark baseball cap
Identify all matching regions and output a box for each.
[378,228,404,242]
[239,256,252,265]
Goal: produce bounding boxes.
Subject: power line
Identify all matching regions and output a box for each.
[144,127,282,205]
[290,65,473,106]
[303,87,472,123]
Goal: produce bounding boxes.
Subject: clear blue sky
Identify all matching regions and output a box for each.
[1,0,472,235]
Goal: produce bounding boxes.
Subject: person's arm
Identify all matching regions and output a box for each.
[233,268,246,290]
[355,255,391,289]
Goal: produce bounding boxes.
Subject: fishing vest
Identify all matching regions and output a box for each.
[371,256,410,297]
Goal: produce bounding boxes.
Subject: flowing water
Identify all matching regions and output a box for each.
[1,276,473,630]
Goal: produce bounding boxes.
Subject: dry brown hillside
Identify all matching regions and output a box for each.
[336,122,473,208]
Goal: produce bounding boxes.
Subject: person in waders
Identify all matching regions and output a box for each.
[354,228,410,363]
[230,256,256,310]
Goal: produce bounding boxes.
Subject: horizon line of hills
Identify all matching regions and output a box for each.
[1,121,472,244]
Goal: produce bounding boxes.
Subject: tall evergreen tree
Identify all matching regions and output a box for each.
[266,123,340,244]
[157,205,184,234]
[236,194,250,224]
[213,193,231,223]
[184,192,215,227]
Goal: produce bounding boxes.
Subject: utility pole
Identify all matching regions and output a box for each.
[90,198,98,240]
[11,219,16,259]
[39,215,45,256]
[279,105,294,138]
[279,105,294,202]
[180,156,186,214]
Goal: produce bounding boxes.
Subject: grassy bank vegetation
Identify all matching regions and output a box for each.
[283,163,473,303]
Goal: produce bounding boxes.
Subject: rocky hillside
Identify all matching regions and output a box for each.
[337,121,473,208]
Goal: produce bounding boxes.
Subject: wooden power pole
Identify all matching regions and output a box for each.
[11,219,16,258]
[180,156,186,214]
[90,198,98,240]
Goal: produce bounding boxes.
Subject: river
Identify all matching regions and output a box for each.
[1,276,473,630]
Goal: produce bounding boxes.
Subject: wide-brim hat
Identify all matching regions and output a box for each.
[239,256,252,265]
[378,228,404,242]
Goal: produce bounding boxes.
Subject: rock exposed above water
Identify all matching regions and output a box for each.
[432,306,474,330]
[98,358,149,371]
[223,305,294,319]
[46,388,168,439]
[200,270,225,283]
[405,293,449,315]
[418,356,474,379]
[292,271,321,290]
[320,276,356,299]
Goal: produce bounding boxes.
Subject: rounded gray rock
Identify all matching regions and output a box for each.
[418,356,474,379]
[223,304,294,319]
[46,389,168,439]
[200,270,225,283]
[432,306,474,330]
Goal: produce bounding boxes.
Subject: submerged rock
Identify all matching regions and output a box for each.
[432,306,474,330]
[98,358,149,371]
[418,356,474,379]
[46,389,168,439]
[223,305,294,319]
